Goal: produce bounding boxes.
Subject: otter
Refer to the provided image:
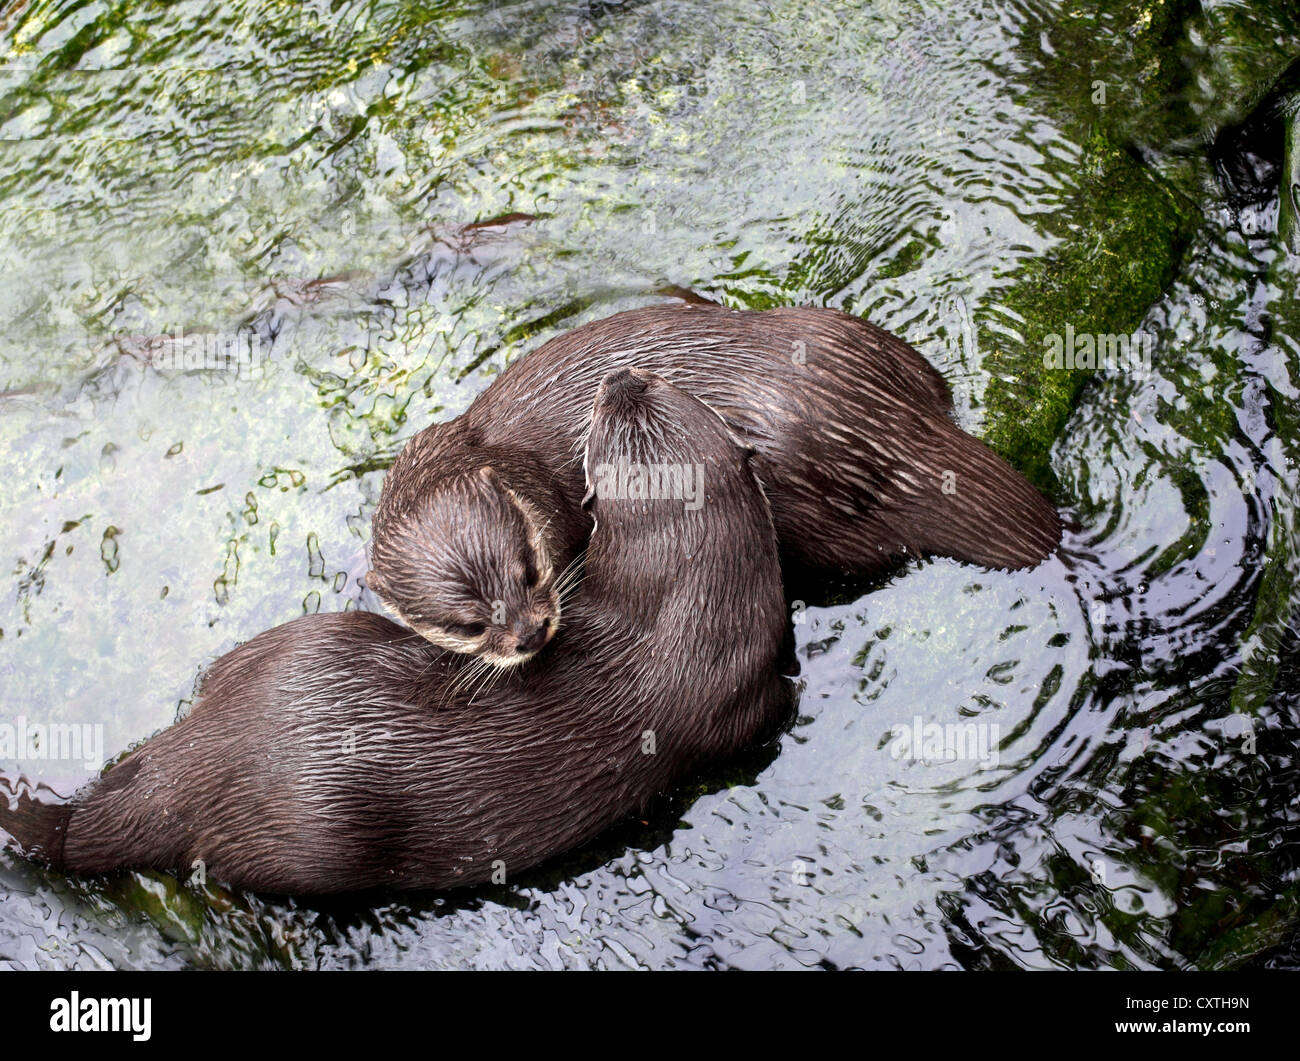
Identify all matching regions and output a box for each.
[368,302,1062,667]
[0,370,792,894]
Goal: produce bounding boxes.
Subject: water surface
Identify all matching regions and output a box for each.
[0,0,1297,970]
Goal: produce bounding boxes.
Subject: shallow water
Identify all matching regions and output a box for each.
[1,0,1297,969]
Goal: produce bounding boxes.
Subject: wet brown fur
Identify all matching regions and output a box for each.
[370,303,1061,633]
[0,371,792,894]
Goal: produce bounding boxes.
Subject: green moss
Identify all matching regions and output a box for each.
[1282,108,1300,254]
[100,869,303,968]
[981,144,1196,489]
[105,870,213,946]
[969,0,1300,486]
[873,238,928,282]
[1201,892,1300,969]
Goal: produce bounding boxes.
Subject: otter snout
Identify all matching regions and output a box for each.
[513,618,553,657]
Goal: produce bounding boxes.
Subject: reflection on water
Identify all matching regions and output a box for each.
[0,0,1297,969]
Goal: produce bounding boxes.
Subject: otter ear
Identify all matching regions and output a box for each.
[581,482,597,511]
[478,465,498,485]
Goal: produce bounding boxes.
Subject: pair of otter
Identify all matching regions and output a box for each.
[0,303,1060,894]
[368,303,1061,669]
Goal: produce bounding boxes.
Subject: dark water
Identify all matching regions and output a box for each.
[0,0,1297,969]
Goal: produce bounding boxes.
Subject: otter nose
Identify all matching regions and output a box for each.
[514,621,551,656]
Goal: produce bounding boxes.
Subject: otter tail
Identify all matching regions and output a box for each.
[905,421,1062,570]
[0,778,73,865]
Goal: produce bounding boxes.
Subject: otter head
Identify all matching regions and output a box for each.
[582,366,752,528]
[367,466,566,668]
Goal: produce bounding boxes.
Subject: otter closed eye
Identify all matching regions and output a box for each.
[366,462,569,668]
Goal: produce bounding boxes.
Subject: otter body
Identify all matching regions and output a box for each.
[0,371,792,894]
[369,303,1061,657]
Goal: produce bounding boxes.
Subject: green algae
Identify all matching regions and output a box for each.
[101,869,304,969]
[976,0,1203,489]
[981,144,1196,489]
[1283,106,1300,254]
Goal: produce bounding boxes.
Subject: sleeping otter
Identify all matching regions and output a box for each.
[368,302,1061,667]
[0,369,792,894]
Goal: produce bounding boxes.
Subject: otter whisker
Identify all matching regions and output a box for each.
[555,560,587,601]
[552,552,586,600]
[477,661,512,700]
[444,654,490,705]
[466,655,509,705]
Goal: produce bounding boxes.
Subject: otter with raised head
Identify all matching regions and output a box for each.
[0,370,792,894]
[369,302,1061,668]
